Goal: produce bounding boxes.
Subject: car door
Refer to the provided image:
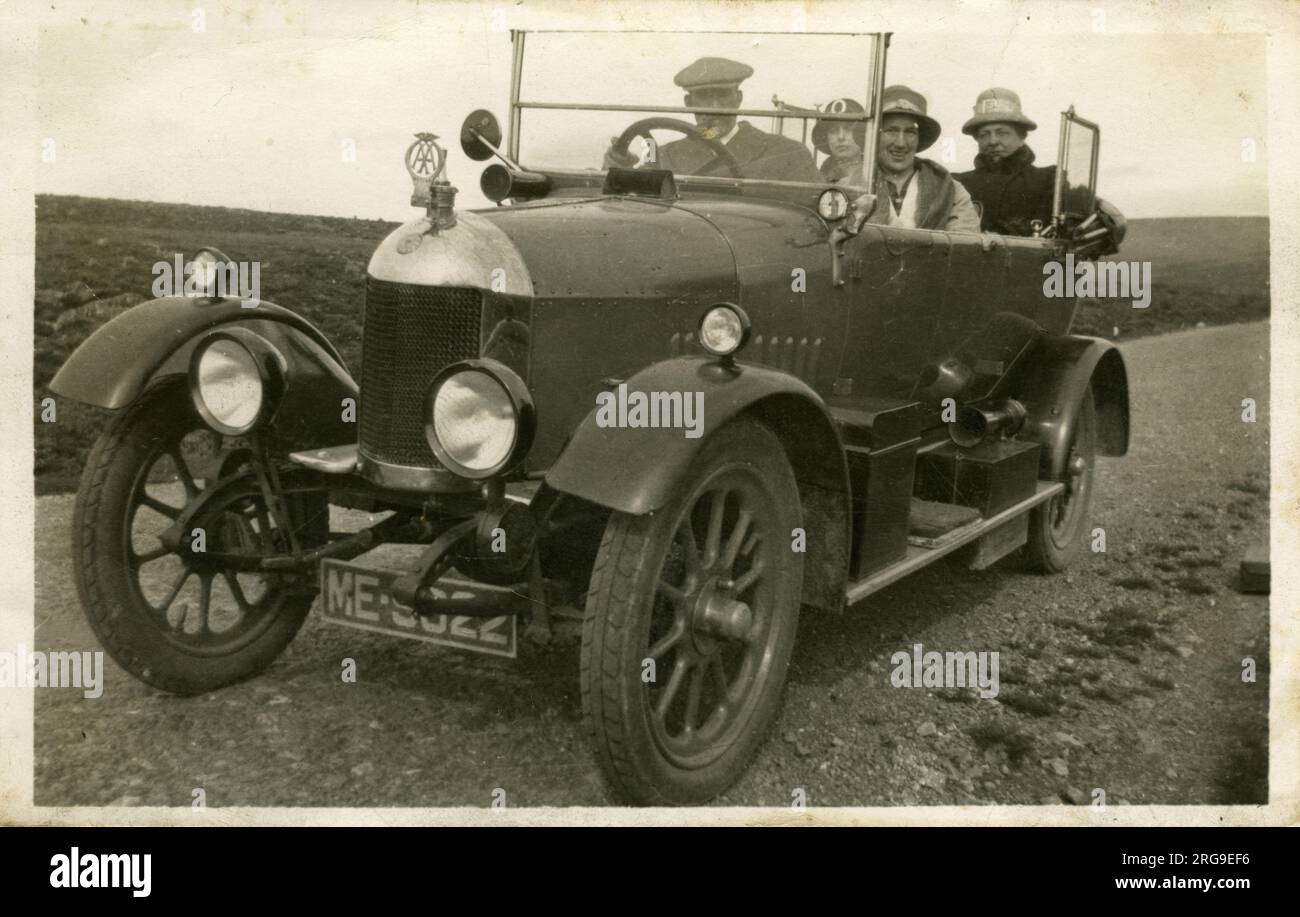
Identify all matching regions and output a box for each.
[831,224,952,405]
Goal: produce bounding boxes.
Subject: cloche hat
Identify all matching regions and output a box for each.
[879,85,941,151]
[962,87,1038,135]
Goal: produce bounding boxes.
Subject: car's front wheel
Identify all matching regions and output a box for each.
[72,381,329,696]
[580,417,803,805]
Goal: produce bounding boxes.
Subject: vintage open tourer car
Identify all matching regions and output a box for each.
[50,30,1128,805]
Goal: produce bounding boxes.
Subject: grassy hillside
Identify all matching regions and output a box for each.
[35,195,392,377]
[1070,216,1270,339]
[1115,216,1269,267]
[32,196,1270,493]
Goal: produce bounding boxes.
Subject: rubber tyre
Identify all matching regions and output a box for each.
[71,382,326,696]
[1022,387,1097,572]
[580,417,803,805]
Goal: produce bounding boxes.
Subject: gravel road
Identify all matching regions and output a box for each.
[32,321,1270,808]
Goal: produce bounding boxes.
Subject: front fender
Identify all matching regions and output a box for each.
[49,296,357,452]
[546,356,836,513]
[545,356,851,612]
[1016,334,1130,479]
[49,295,349,409]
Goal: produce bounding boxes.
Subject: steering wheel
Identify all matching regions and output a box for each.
[613,117,743,179]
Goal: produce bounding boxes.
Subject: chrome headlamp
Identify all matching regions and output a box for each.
[190,246,232,300]
[188,328,286,435]
[424,359,535,479]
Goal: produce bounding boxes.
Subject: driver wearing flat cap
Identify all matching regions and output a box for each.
[603,57,820,183]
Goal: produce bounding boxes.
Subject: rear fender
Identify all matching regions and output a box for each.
[1015,334,1129,478]
[545,356,851,612]
[49,296,357,452]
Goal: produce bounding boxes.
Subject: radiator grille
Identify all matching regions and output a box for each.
[358,279,482,466]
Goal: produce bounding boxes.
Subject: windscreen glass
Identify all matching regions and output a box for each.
[514,31,878,183]
[1059,117,1099,216]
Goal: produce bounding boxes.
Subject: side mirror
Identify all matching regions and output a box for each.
[1051,108,1099,235]
[460,109,503,162]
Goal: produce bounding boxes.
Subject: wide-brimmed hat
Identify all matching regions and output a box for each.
[879,85,941,151]
[811,98,868,155]
[962,87,1038,135]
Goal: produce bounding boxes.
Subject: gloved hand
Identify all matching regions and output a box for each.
[1093,197,1127,254]
[603,136,637,170]
[1071,197,1126,256]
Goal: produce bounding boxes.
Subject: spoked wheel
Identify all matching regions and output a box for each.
[72,381,328,695]
[1022,387,1097,572]
[581,418,803,805]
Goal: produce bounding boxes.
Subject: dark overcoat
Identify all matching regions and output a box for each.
[658,121,821,183]
[956,145,1056,236]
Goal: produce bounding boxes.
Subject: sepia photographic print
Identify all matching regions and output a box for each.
[1,0,1297,827]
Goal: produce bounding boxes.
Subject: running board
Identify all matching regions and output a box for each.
[844,480,1065,606]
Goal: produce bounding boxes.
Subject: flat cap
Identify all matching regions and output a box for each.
[673,57,754,91]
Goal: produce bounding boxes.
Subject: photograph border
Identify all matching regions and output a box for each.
[2,0,1296,827]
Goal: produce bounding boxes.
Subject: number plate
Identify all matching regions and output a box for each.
[319,559,517,658]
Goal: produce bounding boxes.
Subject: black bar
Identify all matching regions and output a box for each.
[6,827,1284,902]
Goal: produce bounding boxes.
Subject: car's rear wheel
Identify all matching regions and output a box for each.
[580,417,803,805]
[72,381,328,696]
[1022,387,1097,572]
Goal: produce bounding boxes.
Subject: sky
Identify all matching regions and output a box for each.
[29,0,1273,222]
